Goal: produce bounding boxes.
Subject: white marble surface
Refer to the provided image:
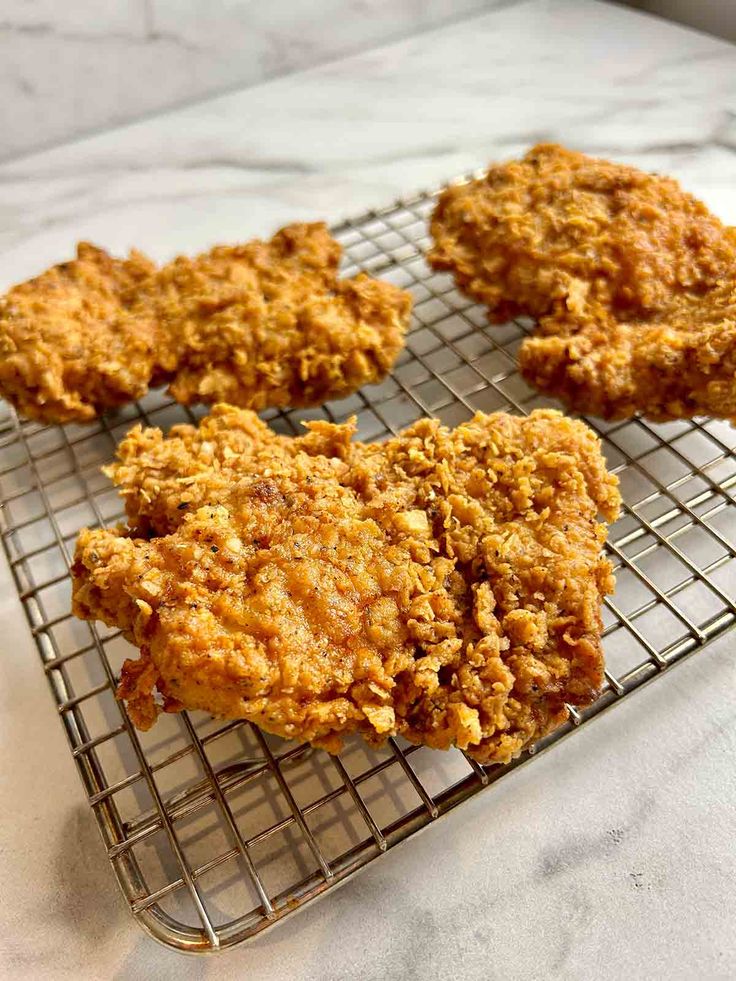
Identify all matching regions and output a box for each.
[0,1,735,977]
[0,0,491,160]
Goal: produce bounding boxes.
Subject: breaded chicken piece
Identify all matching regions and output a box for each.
[72,405,620,764]
[429,144,736,422]
[0,245,159,425]
[0,224,411,424]
[104,403,350,535]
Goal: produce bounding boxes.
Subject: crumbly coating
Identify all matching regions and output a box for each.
[0,223,411,424]
[429,143,736,422]
[72,404,620,764]
[0,244,158,424]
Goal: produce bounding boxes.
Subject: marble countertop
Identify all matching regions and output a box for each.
[0,0,493,159]
[1,1,735,978]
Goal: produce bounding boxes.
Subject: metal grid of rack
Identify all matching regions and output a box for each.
[1,179,734,953]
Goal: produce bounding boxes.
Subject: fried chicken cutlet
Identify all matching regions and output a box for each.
[72,404,620,764]
[0,223,411,424]
[429,144,736,422]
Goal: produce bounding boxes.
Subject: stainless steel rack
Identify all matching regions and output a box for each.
[1,179,734,953]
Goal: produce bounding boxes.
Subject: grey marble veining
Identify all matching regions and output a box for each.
[0,0,494,160]
[0,2,734,978]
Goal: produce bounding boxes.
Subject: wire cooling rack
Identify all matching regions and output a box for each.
[1,180,735,953]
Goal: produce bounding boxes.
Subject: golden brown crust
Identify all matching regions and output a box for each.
[72,404,620,764]
[429,144,736,422]
[0,244,158,423]
[0,223,411,424]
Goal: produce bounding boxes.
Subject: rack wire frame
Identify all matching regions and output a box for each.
[1,175,735,953]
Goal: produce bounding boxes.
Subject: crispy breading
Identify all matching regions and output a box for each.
[72,405,620,764]
[429,144,736,422]
[0,223,411,424]
[0,244,158,424]
[105,403,358,535]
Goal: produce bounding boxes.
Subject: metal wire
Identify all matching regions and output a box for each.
[1,177,734,953]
